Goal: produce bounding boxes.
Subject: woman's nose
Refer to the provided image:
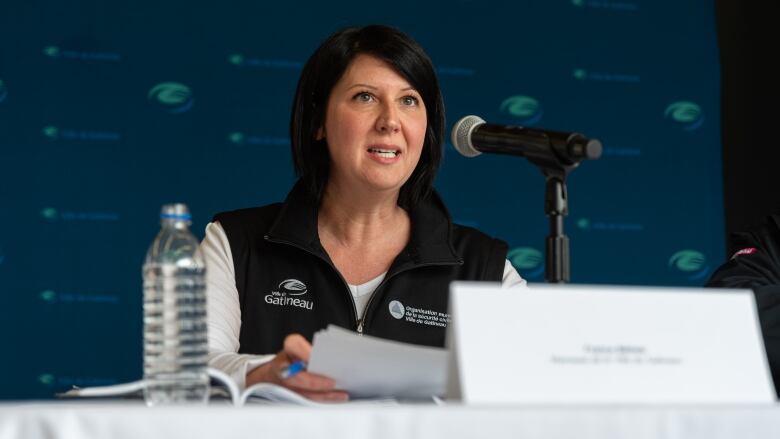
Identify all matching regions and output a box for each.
[375,104,400,133]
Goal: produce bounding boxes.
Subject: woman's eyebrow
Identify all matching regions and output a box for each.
[346,83,417,92]
[346,83,378,90]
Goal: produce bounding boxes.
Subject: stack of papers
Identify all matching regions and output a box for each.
[308,325,448,400]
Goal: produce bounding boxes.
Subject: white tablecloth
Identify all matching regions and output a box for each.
[2,401,780,439]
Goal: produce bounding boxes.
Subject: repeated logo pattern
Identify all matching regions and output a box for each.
[665,101,705,131]
[668,249,711,281]
[148,82,194,113]
[1,2,724,398]
[499,95,543,125]
[507,247,545,280]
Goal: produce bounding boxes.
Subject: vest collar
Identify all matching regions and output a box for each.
[266,180,462,266]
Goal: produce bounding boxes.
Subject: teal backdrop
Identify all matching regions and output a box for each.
[0,0,723,398]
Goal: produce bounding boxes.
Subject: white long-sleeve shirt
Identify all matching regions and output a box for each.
[201,221,527,388]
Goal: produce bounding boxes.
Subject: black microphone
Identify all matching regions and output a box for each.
[450,115,602,166]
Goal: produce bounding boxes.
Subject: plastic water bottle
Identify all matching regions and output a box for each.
[142,203,209,405]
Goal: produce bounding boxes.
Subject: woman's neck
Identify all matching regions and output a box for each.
[317,180,408,247]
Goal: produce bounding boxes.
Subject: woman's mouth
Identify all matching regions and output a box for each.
[367,147,401,158]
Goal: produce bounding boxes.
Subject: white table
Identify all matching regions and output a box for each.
[2,401,780,439]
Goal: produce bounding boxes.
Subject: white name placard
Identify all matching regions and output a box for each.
[447,283,776,404]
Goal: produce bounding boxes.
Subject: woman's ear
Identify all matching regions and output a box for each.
[316,126,325,141]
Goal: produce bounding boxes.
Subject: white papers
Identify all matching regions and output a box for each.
[448,282,777,404]
[308,325,448,399]
[56,367,396,406]
[239,383,334,406]
[57,380,146,398]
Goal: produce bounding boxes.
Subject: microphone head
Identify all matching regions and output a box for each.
[566,135,603,161]
[584,139,603,160]
[451,115,486,157]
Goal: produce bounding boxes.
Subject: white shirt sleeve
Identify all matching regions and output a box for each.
[502,259,528,289]
[201,221,273,390]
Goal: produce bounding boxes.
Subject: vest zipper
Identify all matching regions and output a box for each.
[355,259,463,335]
[265,235,463,334]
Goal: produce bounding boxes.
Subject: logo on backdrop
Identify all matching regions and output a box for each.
[39,289,119,304]
[668,249,710,281]
[228,53,303,69]
[42,126,59,139]
[42,45,121,62]
[0,79,7,103]
[601,145,642,157]
[500,95,543,125]
[40,208,58,221]
[389,300,450,327]
[575,217,644,232]
[265,279,313,310]
[507,247,544,280]
[664,101,704,131]
[41,125,121,142]
[37,373,115,388]
[228,132,289,146]
[436,66,475,77]
[572,68,640,83]
[0,246,5,265]
[571,0,639,11]
[148,82,194,113]
[40,207,120,222]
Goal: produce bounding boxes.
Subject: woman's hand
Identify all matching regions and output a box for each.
[245,334,349,402]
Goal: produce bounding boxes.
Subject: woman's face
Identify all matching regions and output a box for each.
[319,54,427,196]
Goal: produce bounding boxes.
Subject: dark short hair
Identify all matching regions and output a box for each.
[289,25,444,210]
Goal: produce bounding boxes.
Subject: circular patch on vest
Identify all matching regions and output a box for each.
[388,300,405,319]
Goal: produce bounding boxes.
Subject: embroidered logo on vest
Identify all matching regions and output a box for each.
[264,279,314,310]
[389,300,450,328]
[279,279,307,295]
[388,300,405,319]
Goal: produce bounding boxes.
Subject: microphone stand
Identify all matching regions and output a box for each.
[526,150,580,284]
[524,133,599,283]
[541,168,571,283]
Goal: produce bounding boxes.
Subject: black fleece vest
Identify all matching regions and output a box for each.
[213,181,507,353]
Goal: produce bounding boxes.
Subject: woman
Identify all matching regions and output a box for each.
[202,25,526,401]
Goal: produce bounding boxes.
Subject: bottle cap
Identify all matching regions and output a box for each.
[160,203,192,221]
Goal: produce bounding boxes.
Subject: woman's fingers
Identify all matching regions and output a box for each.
[282,334,312,361]
[278,336,348,400]
[245,333,349,401]
[284,371,337,392]
[276,359,350,401]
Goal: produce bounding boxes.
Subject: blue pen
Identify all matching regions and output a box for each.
[279,360,307,379]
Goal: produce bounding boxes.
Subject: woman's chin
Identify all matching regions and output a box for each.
[357,175,409,195]
[329,170,411,197]
[373,171,415,188]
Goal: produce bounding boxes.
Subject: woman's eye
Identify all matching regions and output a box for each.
[401,96,419,106]
[354,92,374,102]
